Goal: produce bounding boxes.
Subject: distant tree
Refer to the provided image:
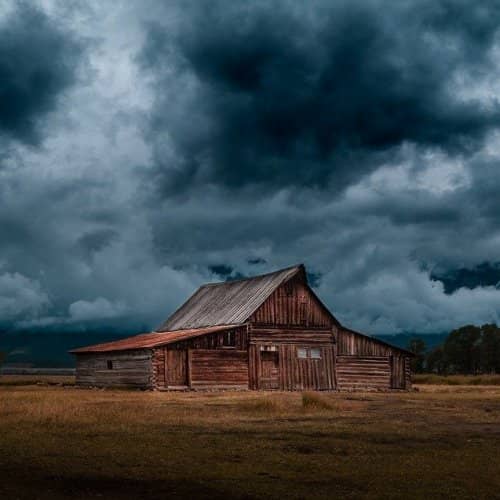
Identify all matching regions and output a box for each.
[424,323,500,375]
[0,351,5,370]
[408,338,426,373]
[426,346,446,374]
[479,324,500,373]
[443,325,481,374]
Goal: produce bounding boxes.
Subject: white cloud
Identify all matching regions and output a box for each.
[68,297,125,321]
[0,272,50,321]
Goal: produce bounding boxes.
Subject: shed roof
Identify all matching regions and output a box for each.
[70,324,238,353]
[157,264,305,331]
[341,327,415,356]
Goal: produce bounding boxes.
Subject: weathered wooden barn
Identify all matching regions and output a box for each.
[71,265,413,391]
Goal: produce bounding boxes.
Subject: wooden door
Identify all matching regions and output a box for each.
[390,355,405,389]
[260,351,279,389]
[166,349,188,386]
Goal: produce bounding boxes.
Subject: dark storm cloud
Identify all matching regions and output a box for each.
[140,0,500,192]
[0,2,83,144]
[431,263,500,294]
[77,229,119,257]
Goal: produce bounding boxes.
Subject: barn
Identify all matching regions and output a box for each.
[70,264,413,391]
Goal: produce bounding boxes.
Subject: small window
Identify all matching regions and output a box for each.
[310,348,321,359]
[297,347,308,359]
[222,330,236,347]
[107,360,113,370]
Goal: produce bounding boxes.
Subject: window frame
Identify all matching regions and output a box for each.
[297,347,308,359]
[222,330,236,348]
[297,347,322,360]
[310,347,321,359]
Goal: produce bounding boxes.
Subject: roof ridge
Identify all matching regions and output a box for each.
[156,263,306,331]
[201,263,304,287]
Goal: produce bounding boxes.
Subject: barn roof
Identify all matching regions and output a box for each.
[69,325,239,353]
[157,264,306,331]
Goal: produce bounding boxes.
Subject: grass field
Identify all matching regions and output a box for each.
[1,377,500,499]
[413,373,500,385]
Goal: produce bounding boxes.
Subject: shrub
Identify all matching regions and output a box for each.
[302,392,333,410]
[242,397,282,413]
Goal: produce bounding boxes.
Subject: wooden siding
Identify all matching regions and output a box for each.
[405,357,412,389]
[338,328,400,356]
[249,277,333,328]
[250,327,334,344]
[190,349,248,389]
[163,326,248,351]
[337,356,391,390]
[152,347,165,388]
[390,355,407,389]
[152,326,249,389]
[75,350,152,388]
[166,349,188,386]
[260,351,280,389]
[249,343,336,391]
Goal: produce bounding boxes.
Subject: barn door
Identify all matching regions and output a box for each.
[166,349,188,387]
[390,355,405,389]
[260,350,280,389]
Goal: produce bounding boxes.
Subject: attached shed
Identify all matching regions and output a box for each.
[71,264,413,391]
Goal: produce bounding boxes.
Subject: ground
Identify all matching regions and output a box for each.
[1,377,500,499]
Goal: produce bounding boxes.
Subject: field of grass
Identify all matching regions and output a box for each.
[1,377,500,499]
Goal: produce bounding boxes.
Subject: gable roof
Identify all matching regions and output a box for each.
[70,325,238,353]
[157,264,306,331]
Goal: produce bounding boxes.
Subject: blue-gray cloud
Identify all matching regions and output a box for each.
[140,0,500,192]
[0,2,83,144]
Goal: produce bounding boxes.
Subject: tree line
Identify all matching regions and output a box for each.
[408,324,500,374]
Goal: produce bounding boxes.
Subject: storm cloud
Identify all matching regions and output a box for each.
[140,0,500,191]
[1,0,500,336]
[0,2,83,144]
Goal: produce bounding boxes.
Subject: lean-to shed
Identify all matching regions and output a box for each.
[70,264,413,390]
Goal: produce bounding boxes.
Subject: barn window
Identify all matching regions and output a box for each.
[222,330,236,347]
[310,348,321,359]
[297,347,321,359]
[107,360,113,370]
[297,347,308,359]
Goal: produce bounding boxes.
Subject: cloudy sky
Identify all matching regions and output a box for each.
[2,0,500,336]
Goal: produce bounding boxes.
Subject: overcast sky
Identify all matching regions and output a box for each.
[2,0,500,335]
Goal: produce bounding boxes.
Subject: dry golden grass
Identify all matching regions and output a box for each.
[301,391,334,410]
[1,378,500,499]
[414,373,500,385]
[0,374,75,386]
